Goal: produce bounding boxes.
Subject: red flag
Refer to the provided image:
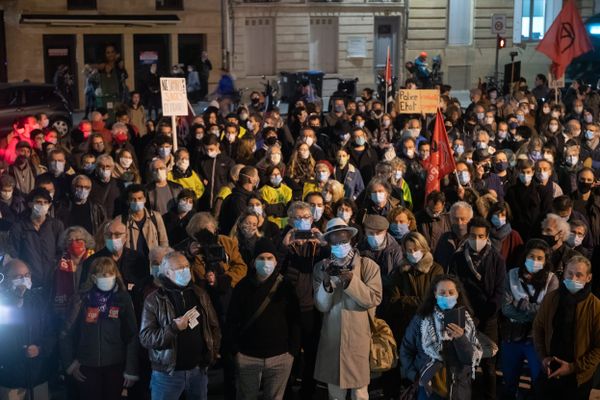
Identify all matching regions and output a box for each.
[384,47,392,86]
[535,0,593,79]
[425,108,456,196]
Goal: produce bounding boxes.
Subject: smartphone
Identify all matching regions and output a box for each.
[443,307,466,329]
[293,230,314,240]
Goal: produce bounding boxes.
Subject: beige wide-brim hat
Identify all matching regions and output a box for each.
[322,217,358,240]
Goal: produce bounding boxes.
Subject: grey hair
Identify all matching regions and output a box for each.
[149,246,174,264]
[158,251,187,277]
[542,213,570,242]
[186,212,218,238]
[71,174,91,188]
[111,122,127,134]
[367,177,392,195]
[287,201,311,220]
[103,217,126,237]
[450,201,473,219]
[95,154,114,167]
[59,226,95,251]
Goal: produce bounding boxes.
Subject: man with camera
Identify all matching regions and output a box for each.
[313,217,382,400]
[280,201,329,398]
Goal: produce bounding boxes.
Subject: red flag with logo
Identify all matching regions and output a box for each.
[425,108,456,196]
[535,0,593,79]
[384,47,392,86]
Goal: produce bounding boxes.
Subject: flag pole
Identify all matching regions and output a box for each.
[384,47,389,113]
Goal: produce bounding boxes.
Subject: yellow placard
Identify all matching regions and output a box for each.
[395,89,440,114]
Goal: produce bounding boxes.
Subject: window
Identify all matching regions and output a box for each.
[24,87,57,106]
[514,0,560,43]
[178,34,207,68]
[67,0,96,9]
[156,0,183,10]
[447,0,473,46]
[309,18,338,73]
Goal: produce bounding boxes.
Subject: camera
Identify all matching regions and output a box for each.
[192,230,227,274]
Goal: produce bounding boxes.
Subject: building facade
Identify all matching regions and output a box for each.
[406,0,597,91]
[1,0,223,108]
[228,0,407,96]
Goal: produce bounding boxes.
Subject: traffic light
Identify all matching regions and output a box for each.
[497,36,506,49]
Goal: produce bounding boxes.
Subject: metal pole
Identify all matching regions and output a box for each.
[494,34,500,85]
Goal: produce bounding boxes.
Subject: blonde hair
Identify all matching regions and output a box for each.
[80,257,126,292]
[402,231,431,253]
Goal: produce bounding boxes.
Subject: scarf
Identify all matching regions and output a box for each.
[400,252,434,274]
[420,307,482,380]
[171,165,193,179]
[53,251,93,313]
[489,223,512,252]
[463,242,491,281]
[550,283,592,362]
[86,287,115,318]
[508,267,553,306]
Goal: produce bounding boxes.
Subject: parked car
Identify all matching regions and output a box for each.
[0,82,72,137]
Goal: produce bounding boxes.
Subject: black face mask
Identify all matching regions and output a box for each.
[265,136,278,146]
[251,98,260,104]
[577,181,592,194]
[541,233,559,247]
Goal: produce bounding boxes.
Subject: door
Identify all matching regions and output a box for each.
[134,34,171,93]
[309,18,338,73]
[374,17,399,77]
[245,18,274,76]
[43,35,78,106]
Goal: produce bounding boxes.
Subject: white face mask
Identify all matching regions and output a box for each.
[154,169,167,182]
[12,277,32,291]
[50,160,65,175]
[304,137,314,147]
[32,203,50,218]
[468,238,487,253]
[311,205,324,222]
[120,158,133,168]
[95,275,116,292]
[270,153,282,165]
[176,159,190,171]
[207,150,218,159]
[337,210,351,223]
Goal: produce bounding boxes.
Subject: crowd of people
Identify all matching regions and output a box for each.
[0,71,599,400]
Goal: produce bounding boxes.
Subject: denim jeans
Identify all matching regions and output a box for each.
[150,367,208,400]
[501,339,542,397]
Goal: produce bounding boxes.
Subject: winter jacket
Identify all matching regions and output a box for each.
[313,253,382,388]
[533,288,600,386]
[348,144,379,184]
[0,288,55,389]
[59,288,139,377]
[219,186,256,234]
[10,214,64,289]
[333,164,365,201]
[505,181,544,241]
[225,272,301,358]
[55,199,107,235]
[168,168,205,200]
[190,234,248,288]
[197,153,235,208]
[400,313,478,400]
[122,208,169,253]
[89,176,121,218]
[385,253,443,343]
[448,243,506,325]
[139,279,221,373]
[80,247,149,293]
[415,210,451,254]
[259,183,293,229]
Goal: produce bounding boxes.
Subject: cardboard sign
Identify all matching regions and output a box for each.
[160,77,188,116]
[395,89,440,114]
[548,70,565,89]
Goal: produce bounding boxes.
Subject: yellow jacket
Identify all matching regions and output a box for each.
[302,181,326,200]
[167,170,205,200]
[259,184,292,228]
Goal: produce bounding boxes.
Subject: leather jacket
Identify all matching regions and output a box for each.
[139,278,221,373]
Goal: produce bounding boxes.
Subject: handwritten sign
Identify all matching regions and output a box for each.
[160,77,188,116]
[395,89,440,114]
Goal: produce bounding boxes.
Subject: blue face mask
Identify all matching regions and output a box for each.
[150,264,160,278]
[436,295,458,310]
[355,136,366,146]
[563,278,585,294]
[331,242,352,259]
[172,267,191,287]
[293,218,312,231]
[390,223,410,238]
[270,175,283,187]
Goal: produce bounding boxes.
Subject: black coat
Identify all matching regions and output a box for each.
[89,176,121,218]
[505,181,543,242]
[163,209,196,248]
[448,244,506,325]
[80,248,149,293]
[218,186,256,235]
[196,153,235,209]
[10,214,64,289]
[348,145,379,185]
[0,288,55,388]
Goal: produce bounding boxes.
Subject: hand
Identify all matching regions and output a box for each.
[123,377,136,388]
[457,184,465,199]
[283,229,295,247]
[542,357,553,376]
[517,298,530,311]
[446,323,464,339]
[338,271,353,288]
[25,345,40,358]
[173,316,189,331]
[69,364,87,383]
[548,357,575,379]
[206,271,216,287]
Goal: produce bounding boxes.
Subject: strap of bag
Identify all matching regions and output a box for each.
[240,274,284,334]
